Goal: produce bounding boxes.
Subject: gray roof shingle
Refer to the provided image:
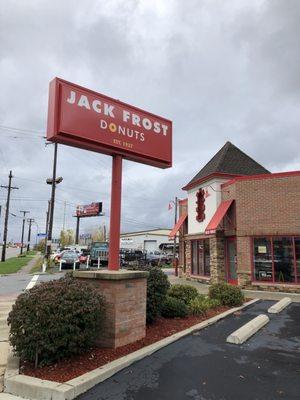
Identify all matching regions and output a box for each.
[185,141,270,188]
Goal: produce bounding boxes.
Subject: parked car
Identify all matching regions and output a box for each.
[50,251,62,264]
[59,250,80,269]
[90,241,109,266]
[120,249,146,267]
[79,249,90,264]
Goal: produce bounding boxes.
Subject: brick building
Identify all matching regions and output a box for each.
[171,142,300,293]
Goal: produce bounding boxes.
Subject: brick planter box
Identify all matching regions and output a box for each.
[73,270,149,348]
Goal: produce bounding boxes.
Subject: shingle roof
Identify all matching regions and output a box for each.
[184,141,270,189]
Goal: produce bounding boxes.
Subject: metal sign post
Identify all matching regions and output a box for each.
[108,155,122,270]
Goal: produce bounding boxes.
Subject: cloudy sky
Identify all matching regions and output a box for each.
[0,0,300,243]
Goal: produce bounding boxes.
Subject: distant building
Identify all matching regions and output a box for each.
[120,229,175,253]
[171,141,300,293]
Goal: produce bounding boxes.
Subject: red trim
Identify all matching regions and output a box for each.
[271,237,275,283]
[251,235,300,285]
[292,237,298,284]
[169,213,187,239]
[182,173,243,191]
[222,170,300,189]
[205,200,234,234]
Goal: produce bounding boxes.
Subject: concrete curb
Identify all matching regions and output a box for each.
[268,297,292,313]
[5,299,259,400]
[226,314,270,344]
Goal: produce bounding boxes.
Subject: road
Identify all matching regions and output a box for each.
[78,300,300,400]
[0,246,20,260]
[0,273,64,299]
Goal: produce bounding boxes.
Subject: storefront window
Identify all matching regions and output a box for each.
[253,238,273,281]
[192,241,198,275]
[273,237,294,283]
[253,236,298,284]
[295,238,300,282]
[191,239,210,276]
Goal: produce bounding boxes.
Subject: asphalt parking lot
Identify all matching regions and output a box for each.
[78,300,300,400]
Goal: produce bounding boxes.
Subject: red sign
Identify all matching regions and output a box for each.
[47,78,172,168]
[76,202,102,218]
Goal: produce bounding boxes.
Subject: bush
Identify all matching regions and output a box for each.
[161,296,188,318]
[126,264,170,323]
[189,295,210,316]
[168,284,199,305]
[209,283,244,307]
[8,276,106,366]
[146,267,170,323]
[189,295,221,316]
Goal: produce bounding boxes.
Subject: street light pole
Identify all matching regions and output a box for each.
[46,143,58,264]
[20,211,30,255]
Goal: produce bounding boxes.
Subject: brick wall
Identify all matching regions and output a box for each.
[223,175,300,236]
[78,276,147,348]
[223,174,300,287]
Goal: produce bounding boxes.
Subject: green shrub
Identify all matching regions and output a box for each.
[209,283,244,307]
[189,295,221,316]
[126,264,170,323]
[161,296,188,318]
[168,284,199,305]
[8,276,106,366]
[208,298,221,309]
[146,267,170,323]
[189,296,210,316]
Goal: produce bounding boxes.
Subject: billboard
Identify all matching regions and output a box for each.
[76,202,102,218]
[47,78,172,168]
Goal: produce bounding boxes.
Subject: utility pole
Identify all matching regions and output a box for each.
[75,216,80,244]
[20,210,30,255]
[27,218,35,252]
[1,171,19,262]
[46,142,58,264]
[103,224,107,242]
[63,200,66,231]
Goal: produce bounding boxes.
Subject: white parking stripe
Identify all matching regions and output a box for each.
[25,275,39,290]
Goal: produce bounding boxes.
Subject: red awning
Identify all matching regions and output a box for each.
[169,213,187,239]
[205,200,234,234]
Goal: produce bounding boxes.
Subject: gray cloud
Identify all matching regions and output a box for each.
[0,0,300,242]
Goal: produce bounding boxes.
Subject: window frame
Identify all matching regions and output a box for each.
[251,235,299,285]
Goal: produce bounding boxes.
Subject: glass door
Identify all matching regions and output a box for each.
[226,237,237,285]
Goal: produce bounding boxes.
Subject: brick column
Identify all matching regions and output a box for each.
[73,270,148,348]
[209,236,226,283]
[185,241,192,277]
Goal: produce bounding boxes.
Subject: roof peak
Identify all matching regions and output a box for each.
[183,141,270,190]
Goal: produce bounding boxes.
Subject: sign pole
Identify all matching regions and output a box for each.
[108,154,122,271]
[75,216,80,244]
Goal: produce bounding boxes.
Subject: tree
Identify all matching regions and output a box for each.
[60,229,75,247]
[35,239,45,253]
[91,225,106,242]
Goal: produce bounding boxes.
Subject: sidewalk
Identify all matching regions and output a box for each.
[0,298,15,393]
[169,275,300,302]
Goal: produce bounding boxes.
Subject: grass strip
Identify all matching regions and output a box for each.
[0,251,36,275]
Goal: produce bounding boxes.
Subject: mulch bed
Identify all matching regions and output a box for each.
[21,306,229,383]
